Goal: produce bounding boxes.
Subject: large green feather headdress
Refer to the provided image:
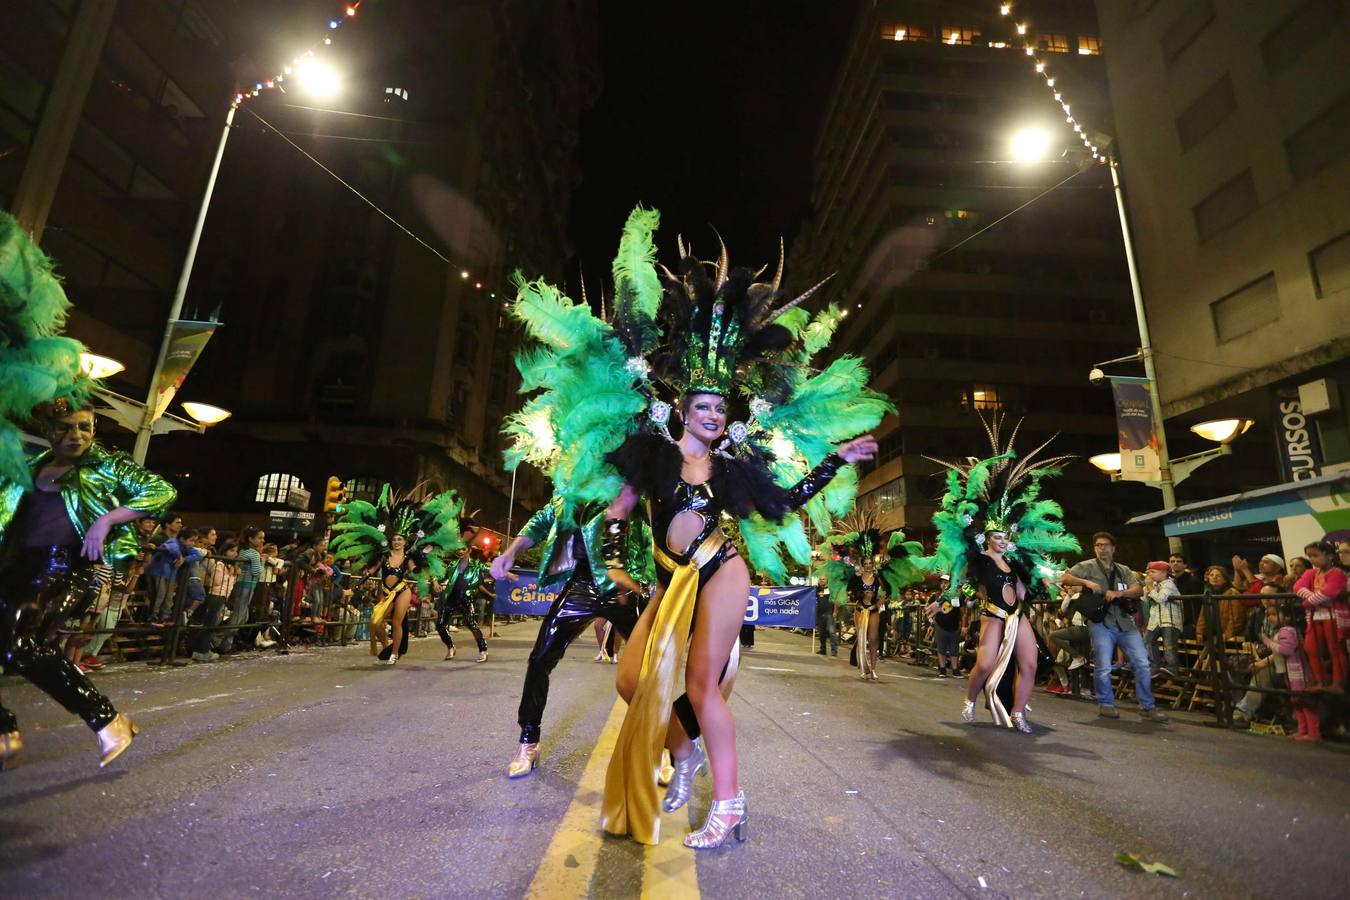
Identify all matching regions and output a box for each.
[502,204,894,578]
[0,212,96,489]
[330,483,468,595]
[822,508,926,605]
[922,413,1080,590]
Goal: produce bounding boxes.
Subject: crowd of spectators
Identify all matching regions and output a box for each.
[843,534,1350,742]
[57,513,491,670]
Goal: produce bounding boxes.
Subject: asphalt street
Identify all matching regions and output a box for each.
[2,624,1347,899]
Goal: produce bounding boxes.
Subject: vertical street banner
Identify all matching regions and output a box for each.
[1272,387,1323,482]
[1110,375,1162,482]
[152,320,217,421]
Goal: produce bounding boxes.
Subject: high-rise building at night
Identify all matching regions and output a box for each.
[0,0,237,386]
[1,1,599,533]
[792,0,1144,540]
[1095,0,1350,484]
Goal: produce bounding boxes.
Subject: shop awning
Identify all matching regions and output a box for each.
[1127,471,1350,538]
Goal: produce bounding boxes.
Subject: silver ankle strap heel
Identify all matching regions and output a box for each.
[684,789,747,849]
[663,739,706,812]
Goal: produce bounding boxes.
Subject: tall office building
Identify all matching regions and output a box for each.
[0,0,237,385]
[2,1,599,533]
[792,0,1144,541]
[1095,0,1350,481]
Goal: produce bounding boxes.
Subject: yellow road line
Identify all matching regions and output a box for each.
[525,698,702,899]
[525,698,628,899]
[640,805,700,900]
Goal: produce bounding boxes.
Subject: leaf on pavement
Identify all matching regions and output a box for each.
[1116,852,1178,877]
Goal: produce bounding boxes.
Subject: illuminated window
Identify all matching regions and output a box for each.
[884,23,930,42]
[1036,32,1071,53]
[344,477,381,503]
[965,385,1002,411]
[255,473,306,504]
[1078,35,1101,55]
[942,25,979,46]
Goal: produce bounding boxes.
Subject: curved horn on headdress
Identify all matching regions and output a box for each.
[713,229,730,289]
[677,234,689,260]
[770,272,836,321]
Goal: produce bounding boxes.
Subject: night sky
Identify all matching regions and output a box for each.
[567,1,856,282]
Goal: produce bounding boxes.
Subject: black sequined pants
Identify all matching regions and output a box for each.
[436,590,487,653]
[0,545,117,732]
[516,572,638,744]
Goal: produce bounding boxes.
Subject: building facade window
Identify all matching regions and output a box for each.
[941,26,978,46]
[1175,73,1236,151]
[1192,169,1258,240]
[344,477,381,503]
[1284,92,1350,182]
[1161,0,1216,64]
[1261,0,1340,77]
[255,473,306,504]
[1211,273,1280,343]
[1077,35,1101,55]
[883,23,931,42]
[966,385,1003,411]
[1036,33,1071,53]
[1310,229,1350,299]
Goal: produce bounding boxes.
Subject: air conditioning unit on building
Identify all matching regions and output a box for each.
[1299,378,1341,416]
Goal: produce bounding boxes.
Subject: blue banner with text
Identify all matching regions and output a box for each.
[494,572,817,628]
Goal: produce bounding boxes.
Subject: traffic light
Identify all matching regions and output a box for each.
[323,476,347,514]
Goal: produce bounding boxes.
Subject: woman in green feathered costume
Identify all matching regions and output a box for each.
[823,512,924,682]
[330,483,466,665]
[924,414,1079,734]
[502,205,892,849]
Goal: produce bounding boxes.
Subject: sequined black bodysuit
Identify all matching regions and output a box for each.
[968,552,1025,616]
[650,454,846,588]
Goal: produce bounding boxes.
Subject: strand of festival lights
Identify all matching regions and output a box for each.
[996,2,1107,164]
[230,2,505,297]
[232,3,361,107]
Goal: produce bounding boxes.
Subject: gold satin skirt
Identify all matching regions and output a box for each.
[982,605,1021,728]
[601,534,723,845]
[368,581,403,656]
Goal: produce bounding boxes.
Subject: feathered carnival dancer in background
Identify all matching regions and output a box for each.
[0,212,176,770]
[823,510,924,682]
[503,205,892,848]
[330,484,467,665]
[925,414,1079,734]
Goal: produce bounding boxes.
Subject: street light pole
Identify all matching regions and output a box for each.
[1109,157,1182,553]
[132,102,236,465]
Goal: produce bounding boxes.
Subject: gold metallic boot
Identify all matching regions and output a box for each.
[684,789,747,849]
[96,714,140,767]
[1,731,22,770]
[507,742,539,778]
[662,739,706,813]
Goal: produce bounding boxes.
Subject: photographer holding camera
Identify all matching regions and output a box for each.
[1061,532,1169,723]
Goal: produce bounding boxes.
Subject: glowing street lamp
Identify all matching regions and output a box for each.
[1089,452,1122,475]
[181,402,233,426]
[1009,127,1052,162]
[295,59,341,98]
[1190,418,1253,444]
[80,352,125,380]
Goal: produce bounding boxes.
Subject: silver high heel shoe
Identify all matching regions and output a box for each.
[961,699,976,724]
[1010,712,1033,734]
[662,739,706,812]
[684,789,747,849]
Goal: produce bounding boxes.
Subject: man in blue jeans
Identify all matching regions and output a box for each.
[1061,531,1169,723]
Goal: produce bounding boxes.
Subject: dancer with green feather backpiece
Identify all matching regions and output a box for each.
[922,413,1079,734]
[330,483,471,665]
[501,205,892,849]
[823,509,925,682]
